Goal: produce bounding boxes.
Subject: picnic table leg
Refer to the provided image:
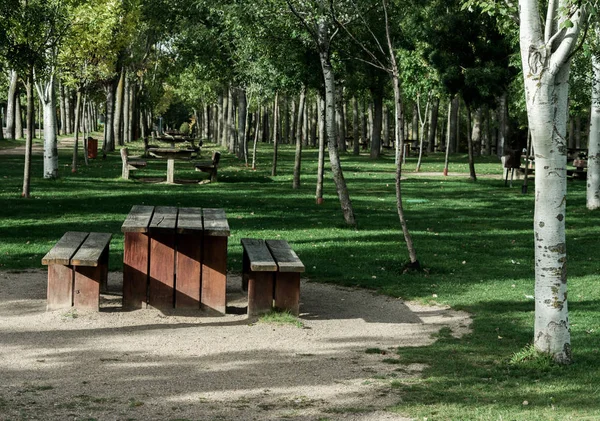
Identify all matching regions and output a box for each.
[201,235,227,314]
[47,264,74,311]
[123,232,149,310]
[176,233,202,308]
[167,158,175,184]
[149,231,176,310]
[274,272,301,316]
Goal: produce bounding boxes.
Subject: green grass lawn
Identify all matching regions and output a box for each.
[1,137,598,420]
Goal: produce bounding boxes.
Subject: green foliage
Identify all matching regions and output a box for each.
[179,122,190,135]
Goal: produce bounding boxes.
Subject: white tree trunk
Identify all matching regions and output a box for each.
[587,25,600,210]
[35,74,59,179]
[518,0,583,364]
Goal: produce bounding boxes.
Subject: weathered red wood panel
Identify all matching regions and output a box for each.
[149,231,176,309]
[47,264,73,311]
[247,272,274,317]
[274,272,301,316]
[123,232,149,310]
[201,235,227,314]
[73,265,101,310]
[176,233,202,308]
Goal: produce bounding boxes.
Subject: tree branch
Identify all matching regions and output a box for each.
[285,0,318,44]
[544,0,557,43]
[549,6,587,76]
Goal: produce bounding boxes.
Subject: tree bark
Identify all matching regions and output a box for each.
[448,96,459,153]
[124,76,131,142]
[6,70,18,140]
[15,91,23,139]
[370,90,383,158]
[35,74,59,179]
[293,86,306,189]
[22,69,34,198]
[497,92,509,158]
[352,97,360,155]
[428,97,439,152]
[104,81,116,152]
[472,107,483,157]
[59,82,66,136]
[318,19,356,226]
[316,92,326,204]
[238,88,248,160]
[272,92,279,176]
[227,85,235,152]
[465,107,477,181]
[114,67,125,146]
[587,24,600,210]
[72,90,82,173]
[336,85,346,152]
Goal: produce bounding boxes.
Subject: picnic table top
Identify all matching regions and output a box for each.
[121,205,230,236]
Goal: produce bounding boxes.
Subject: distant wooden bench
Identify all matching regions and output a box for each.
[120,147,147,179]
[41,232,112,311]
[194,151,221,182]
[241,238,305,317]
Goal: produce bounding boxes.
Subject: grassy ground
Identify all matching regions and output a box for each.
[1,136,598,420]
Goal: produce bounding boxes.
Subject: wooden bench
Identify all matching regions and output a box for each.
[241,238,305,317]
[120,147,147,179]
[194,151,221,182]
[41,232,112,311]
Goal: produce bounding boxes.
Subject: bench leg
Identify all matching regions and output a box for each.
[149,231,176,310]
[274,272,301,316]
[176,233,202,308]
[123,232,149,310]
[47,264,74,311]
[210,167,217,182]
[247,271,274,317]
[201,235,227,314]
[73,265,102,310]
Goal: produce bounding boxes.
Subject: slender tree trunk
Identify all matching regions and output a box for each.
[466,107,477,181]
[391,71,419,266]
[228,85,235,153]
[59,83,66,136]
[352,97,360,155]
[587,24,600,210]
[15,92,23,139]
[383,105,389,147]
[336,85,346,152]
[6,70,18,140]
[428,97,439,152]
[361,99,367,151]
[238,88,247,160]
[114,67,125,146]
[203,105,210,141]
[290,98,297,145]
[316,91,326,204]
[370,91,383,158]
[22,69,34,198]
[497,92,509,158]
[65,88,72,135]
[472,107,483,156]
[124,77,130,143]
[443,97,452,176]
[104,81,116,152]
[293,86,306,189]
[221,88,229,147]
[272,92,279,176]
[448,96,459,153]
[310,100,317,147]
[252,108,260,170]
[318,20,355,226]
[72,90,82,173]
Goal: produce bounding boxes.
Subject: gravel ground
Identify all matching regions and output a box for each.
[0,270,471,421]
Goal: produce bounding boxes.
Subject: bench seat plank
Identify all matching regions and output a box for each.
[177,207,203,234]
[149,206,178,232]
[266,240,305,273]
[241,238,277,272]
[42,232,89,265]
[71,233,112,267]
[122,205,154,233]
[204,208,230,237]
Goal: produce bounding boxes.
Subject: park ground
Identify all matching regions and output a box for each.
[0,134,599,420]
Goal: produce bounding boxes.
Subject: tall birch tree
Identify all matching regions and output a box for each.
[518,0,586,363]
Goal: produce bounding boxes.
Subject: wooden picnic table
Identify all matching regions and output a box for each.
[121,205,230,313]
[147,147,197,183]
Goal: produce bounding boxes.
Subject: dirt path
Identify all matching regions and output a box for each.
[0,270,471,421]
